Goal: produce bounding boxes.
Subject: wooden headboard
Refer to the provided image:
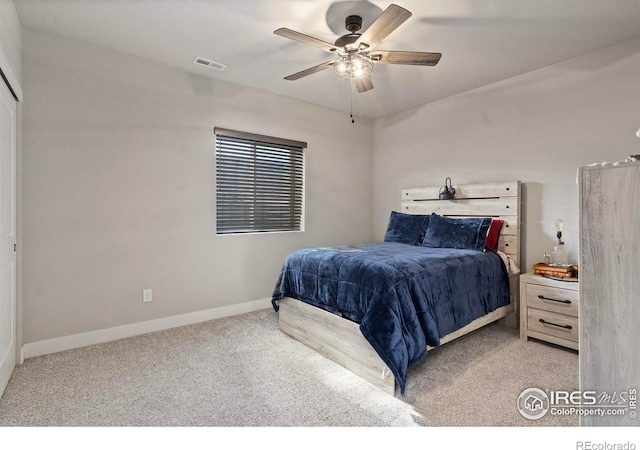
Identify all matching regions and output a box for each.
[401,181,521,268]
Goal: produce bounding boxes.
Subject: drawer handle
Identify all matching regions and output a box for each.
[537,294,572,305]
[539,318,573,330]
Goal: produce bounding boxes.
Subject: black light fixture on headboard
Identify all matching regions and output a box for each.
[439,177,456,200]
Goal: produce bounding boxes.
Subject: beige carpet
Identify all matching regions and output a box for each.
[0,309,578,427]
[402,318,578,426]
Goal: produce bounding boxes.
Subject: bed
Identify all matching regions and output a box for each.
[271,181,521,395]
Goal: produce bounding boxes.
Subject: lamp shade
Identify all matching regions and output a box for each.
[334,53,373,80]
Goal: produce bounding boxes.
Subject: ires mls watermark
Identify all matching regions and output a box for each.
[517,387,637,420]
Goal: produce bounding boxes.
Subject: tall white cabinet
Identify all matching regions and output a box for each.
[579,160,640,427]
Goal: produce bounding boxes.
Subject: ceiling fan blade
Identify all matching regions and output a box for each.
[371,50,442,66]
[355,4,412,51]
[274,28,339,53]
[284,60,336,81]
[355,76,374,93]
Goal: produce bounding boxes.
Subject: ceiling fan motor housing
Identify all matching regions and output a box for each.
[345,15,363,33]
[335,15,364,49]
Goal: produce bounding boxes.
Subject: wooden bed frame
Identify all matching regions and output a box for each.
[277,181,521,395]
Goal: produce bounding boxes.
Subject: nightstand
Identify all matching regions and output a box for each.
[520,272,579,350]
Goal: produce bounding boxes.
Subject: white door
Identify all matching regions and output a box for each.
[0,79,16,397]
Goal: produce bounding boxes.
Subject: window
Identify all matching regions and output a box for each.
[214,128,305,234]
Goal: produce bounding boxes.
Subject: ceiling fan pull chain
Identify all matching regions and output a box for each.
[350,80,355,124]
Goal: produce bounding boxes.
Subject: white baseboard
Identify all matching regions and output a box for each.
[21,298,272,360]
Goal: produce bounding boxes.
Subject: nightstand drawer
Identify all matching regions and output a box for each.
[527,308,579,343]
[525,284,579,317]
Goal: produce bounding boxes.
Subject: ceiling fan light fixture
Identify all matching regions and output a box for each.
[333,53,373,80]
[275,4,440,92]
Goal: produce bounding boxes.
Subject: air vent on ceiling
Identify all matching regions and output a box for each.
[193,57,227,71]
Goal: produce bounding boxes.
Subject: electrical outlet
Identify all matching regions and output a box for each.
[143,289,152,303]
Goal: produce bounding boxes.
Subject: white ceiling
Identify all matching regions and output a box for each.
[14,0,640,119]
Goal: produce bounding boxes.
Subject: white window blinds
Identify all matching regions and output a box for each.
[214,128,305,234]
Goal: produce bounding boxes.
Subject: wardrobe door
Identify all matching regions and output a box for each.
[0,79,16,398]
[579,162,640,426]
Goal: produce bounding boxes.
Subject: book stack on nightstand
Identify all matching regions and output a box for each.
[519,272,579,350]
[532,263,578,279]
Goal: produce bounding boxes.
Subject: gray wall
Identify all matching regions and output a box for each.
[373,37,640,272]
[20,26,640,345]
[21,30,373,343]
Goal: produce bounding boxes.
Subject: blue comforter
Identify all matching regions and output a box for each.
[271,242,510,394]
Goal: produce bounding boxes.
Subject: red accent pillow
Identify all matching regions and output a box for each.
[485,219,504,252]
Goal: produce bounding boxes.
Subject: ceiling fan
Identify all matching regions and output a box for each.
[274,3,441,93]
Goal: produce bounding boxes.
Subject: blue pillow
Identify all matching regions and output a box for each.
[422,213,491,252]
[384,211,430,246]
